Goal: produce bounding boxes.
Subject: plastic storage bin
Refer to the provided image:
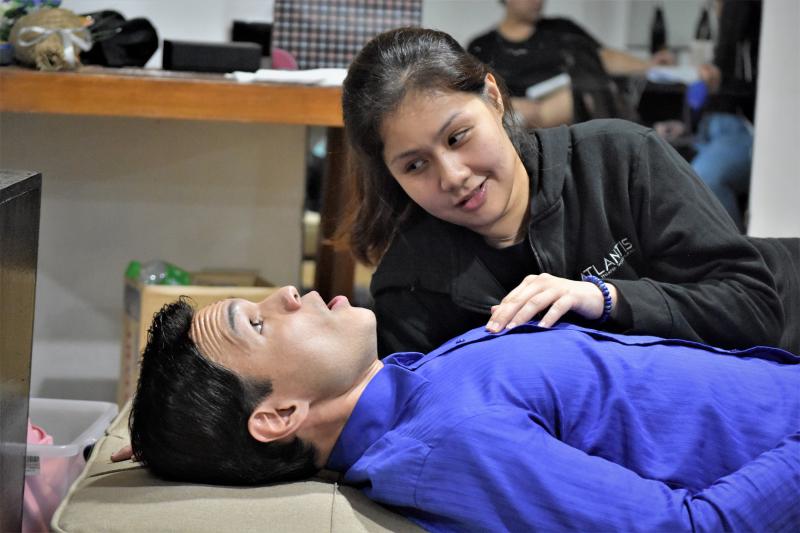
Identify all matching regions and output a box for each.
[24,398,118,531]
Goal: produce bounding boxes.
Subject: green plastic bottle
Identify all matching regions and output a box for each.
[124,260,191,285]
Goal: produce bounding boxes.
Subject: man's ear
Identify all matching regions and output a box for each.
[484,73,504,114]
[248,398,310,443]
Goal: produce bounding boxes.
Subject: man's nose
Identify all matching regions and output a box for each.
[437,153,470,192]
[260,285,301,311]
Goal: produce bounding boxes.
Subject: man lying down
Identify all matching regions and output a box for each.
[128,285,800,532]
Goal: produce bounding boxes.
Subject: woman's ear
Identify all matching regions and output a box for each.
[248,398,310,443]
[484,73,505,114]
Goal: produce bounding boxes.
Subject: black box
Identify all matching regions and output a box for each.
[231,20,272,57]
[162,40,261,73]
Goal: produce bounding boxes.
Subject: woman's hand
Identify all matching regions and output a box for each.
[486,273,617,332]
[110,444,136,462]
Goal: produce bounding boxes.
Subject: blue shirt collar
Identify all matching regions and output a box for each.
[326,325,540,473]
[326,360,428,473]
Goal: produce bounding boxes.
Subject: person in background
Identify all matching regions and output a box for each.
[127,288,800,532]
[341,27,800,357]
[467,0,673,127]
[691,0,761,232]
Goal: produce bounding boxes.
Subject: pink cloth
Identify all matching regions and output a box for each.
[271,46,298,70]
[23,419,70,533]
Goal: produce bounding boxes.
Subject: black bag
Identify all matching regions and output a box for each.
[81,10,158,67]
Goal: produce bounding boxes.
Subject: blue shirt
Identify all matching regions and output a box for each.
[327,323,800,532]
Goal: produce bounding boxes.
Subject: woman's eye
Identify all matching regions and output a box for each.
[250,320,263,334]
[448,129,468,146]
[405,159,425,173]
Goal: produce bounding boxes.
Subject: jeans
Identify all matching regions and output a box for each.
[692,112,753,231]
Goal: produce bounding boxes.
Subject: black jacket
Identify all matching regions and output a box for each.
[706,0,761,121]
[371,120,798,355]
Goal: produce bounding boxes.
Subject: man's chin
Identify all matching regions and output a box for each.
[353,306,377,326]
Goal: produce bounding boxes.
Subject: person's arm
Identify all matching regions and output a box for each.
[409,411,800,532]
[697,62,722,93]
[488,125,782,347]
[610,129,782,348]
[510,85,573,128]
[599,47,674,76]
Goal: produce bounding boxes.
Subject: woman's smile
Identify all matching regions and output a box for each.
[455,179,488,211]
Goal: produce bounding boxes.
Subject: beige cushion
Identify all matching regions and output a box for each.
[53,402,422,533]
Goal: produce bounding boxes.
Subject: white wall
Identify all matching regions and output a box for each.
[62,0,275,67]
[1,115,306,402]
[626,0,704,54]
[422,0,633,48]
[748,0,800,236]
[63,0,709,66]
[423,0,703,52]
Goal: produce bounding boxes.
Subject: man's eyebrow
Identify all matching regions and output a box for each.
[389,111,462,166]
[227,301,237,333]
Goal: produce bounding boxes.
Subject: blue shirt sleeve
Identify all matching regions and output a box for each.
[410,408,800,532]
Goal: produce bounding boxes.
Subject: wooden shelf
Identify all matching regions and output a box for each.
[0,66,343,126]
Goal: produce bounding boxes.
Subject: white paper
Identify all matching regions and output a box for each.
[226,68,348,86]
[646,66,700,85]
[525,73,571,100]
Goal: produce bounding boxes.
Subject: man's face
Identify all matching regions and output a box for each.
[505,0,544,24]
[190,286,377,402]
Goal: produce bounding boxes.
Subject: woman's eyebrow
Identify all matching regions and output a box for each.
[388,111,462,165]
[434,111,461,139]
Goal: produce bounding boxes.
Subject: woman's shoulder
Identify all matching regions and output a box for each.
[531,120,657,193]
[378,214,460,268]
[539,119,653,159]
[371,214,470,294]
[568,119,651,142]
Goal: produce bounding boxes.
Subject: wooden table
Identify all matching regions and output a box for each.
[0,66,355,300]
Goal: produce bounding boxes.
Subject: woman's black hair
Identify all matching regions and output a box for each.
[130,298,318,485]
[341,27,529,264]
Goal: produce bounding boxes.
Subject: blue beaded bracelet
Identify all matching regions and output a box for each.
[582,274,613,324]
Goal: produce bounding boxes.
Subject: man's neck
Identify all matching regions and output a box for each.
[498,16,537,43]
[300,358,384,467]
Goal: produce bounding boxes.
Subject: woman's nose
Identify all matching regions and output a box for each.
[438,153,470,192]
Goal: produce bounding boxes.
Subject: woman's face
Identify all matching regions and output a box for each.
[380,77,529,242]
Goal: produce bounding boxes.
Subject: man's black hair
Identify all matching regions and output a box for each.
[129,298,318,485]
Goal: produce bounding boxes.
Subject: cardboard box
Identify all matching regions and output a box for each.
[118,271,277,407]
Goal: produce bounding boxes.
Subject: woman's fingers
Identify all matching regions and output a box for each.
[486,275,610,331]
[506,287,561,329]
[537,294,576,328]
[487,275,554,331]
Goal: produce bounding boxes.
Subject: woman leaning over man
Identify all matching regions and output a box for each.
[340,27,799,356]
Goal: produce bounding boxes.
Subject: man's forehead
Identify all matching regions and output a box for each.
[189,299,245,366]
[190,299,231,340]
